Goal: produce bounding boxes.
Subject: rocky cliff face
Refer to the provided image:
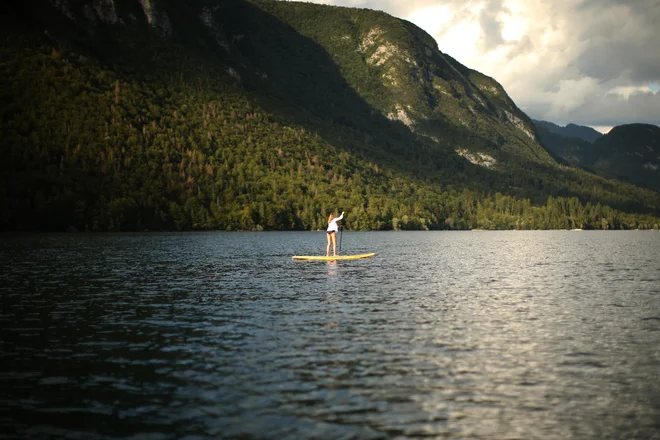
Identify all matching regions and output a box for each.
[47,0,170,33]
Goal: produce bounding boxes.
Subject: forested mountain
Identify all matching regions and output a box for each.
[1,0,659,231]
[534,121,660,192]
[533,120,603,143]
[586,124,660,191]
[533,123,593,167]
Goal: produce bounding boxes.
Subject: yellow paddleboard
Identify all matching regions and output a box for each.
[292,253,376,261]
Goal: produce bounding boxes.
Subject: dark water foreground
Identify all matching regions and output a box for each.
[1,231,659,439]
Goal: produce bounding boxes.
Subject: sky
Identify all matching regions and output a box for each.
[290,0,660,133]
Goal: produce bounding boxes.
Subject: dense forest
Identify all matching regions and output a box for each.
[1,0,659,231]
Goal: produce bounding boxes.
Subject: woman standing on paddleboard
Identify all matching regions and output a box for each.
[326,211,344,256]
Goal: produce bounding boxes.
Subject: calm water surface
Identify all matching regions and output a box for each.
[1,231,659,439]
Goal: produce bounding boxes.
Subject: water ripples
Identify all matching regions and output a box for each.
[1,231,659,438]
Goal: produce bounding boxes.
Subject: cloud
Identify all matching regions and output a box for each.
[288,0,660,129]
[406,5,454,36]
[478,0,505,51]
[565,89,660,128]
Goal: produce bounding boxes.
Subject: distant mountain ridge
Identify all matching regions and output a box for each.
[533,119,660,191]
[533,120,603,143]
[532,120,593,167]
[587,124,660,191]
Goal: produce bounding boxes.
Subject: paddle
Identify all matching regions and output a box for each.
[339,225,343,253]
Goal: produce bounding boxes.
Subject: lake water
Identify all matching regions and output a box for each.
[1,231,659,439]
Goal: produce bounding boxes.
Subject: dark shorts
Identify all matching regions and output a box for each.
[326,230,336,235]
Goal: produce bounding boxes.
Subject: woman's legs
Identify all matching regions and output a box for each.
[331,232,337,255]
[326,233,332,256]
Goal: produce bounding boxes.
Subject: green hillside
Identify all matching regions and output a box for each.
[1,0,659,231]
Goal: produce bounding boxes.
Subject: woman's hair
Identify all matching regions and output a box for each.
[328,214,335,224]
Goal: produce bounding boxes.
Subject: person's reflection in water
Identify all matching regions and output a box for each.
[324,261,339,330]
[322,261,341,392]
[326,260,338,276]
[324,260,340,308]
